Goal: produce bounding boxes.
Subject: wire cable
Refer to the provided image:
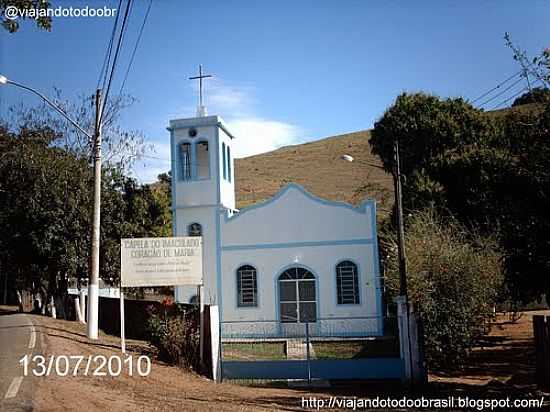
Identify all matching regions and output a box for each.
[490,87,530,110]
[100,0,133,124]
[119,0,153,95]
[477,76,525,108]
[97,0,123,91]
[471,70,522,105]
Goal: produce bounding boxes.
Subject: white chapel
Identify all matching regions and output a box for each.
[169,81,384,338]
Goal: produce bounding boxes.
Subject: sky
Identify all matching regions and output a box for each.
[1,0,549,182]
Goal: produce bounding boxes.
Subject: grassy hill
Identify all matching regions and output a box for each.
[233,103,546,214]
[234,130,394,214]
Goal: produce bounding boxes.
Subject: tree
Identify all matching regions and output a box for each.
[0,93,169,313]
[0,123,93,309]
[370,89,550,304]
[369,92,497,211]
[1,0,52,33]
[382,209,504,368]
[512,87,550,106]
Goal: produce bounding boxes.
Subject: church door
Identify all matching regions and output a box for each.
[278,267,317,323]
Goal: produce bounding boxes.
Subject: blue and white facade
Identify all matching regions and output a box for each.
[168,114,383,337]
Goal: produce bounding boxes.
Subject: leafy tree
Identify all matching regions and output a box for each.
[370,88,550,304]
[382,209,504,368]
[0,93,171,312]
[0,123,93,308]
[512,87,550,106]
[1,0,52,33]
[369,92,497,211]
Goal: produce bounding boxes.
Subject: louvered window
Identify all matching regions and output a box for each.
[237,265,257,307]
[336,261,360,304]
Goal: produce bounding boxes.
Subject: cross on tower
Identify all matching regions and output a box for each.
[189,64,213,110]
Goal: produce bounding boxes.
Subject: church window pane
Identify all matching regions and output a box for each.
[196,141,209,179]
[237,265,257,307]
[280,303,297,322]
[227,146,232,182]
[298,280,315,301]
[279,282,296,301]
[278,267,316,323]
[222,142,227,180]
[180,142,192,180]
[188,223,202,237]
[299,302,316,322]
[336,261,360,304]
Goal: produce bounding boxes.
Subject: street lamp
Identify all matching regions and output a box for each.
[0,75,92,140]
[1,74,102,340]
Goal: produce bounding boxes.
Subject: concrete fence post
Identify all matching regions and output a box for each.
[209,305,221,383]
[395,296,412,383]
[79,289,86,323]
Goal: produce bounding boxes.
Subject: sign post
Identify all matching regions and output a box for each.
[120,288,126,354]
[120,237,203,354]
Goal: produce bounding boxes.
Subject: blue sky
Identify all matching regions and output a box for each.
[1,1,549,182]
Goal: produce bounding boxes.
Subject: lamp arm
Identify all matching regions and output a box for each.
[7,79,93,140]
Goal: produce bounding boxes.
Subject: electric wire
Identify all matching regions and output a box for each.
[100,0,133,124]
[119,0,153,95]
[471,70,522,104]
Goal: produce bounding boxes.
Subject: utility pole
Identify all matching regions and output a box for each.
[393,137,408,298]
[393,136,415,384]
[87,89,103,340]
[2,262,7,305]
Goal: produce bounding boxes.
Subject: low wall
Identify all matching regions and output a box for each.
[65,294,163,340]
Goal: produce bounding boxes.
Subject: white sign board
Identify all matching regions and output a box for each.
[120,237,203,287]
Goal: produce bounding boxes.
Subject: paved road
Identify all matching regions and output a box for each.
[0,309,39,411]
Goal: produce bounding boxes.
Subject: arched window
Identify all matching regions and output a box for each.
[237,265,257,307]
[227,146,232,182]
[222,142,227,180]
[336,261,360,304]
[187,222,202,237]
[279,267,316,323]
[180,142,192,180]
[196,140,209,179]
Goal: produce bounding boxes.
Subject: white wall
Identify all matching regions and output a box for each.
[219,184,382,337]
[174,206,218,305]
[222,185,374,246]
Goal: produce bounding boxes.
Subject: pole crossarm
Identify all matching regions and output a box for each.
[6,79,93,140]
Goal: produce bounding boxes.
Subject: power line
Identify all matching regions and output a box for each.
[119,0,153,95]
[490,87,530,110]
[100,0,133,124]
[471,70,522,105]
[97,0,123,91]
[139,154,170,162]
[477,76,525,108]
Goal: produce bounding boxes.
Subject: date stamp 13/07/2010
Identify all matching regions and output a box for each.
[19,354,151,377]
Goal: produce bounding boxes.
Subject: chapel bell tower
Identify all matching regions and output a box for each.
[167,66,236,304]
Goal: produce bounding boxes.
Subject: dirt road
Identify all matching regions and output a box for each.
[2,308,548,411]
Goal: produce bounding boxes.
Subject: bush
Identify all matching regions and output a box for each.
[145,299,200,370]
[381,209,504,369]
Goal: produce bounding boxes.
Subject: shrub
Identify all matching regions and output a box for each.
[145,299,200,370]
[381,209,504,369]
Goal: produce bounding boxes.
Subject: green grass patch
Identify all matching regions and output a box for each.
[312,339,399,359]
[222,342,286,361]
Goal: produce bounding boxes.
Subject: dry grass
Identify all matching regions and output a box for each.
[234,131,393,215]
